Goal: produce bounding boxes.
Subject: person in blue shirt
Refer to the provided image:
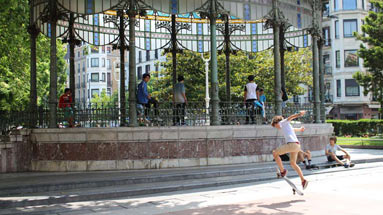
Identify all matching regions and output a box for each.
[137,73,161,122]
[254,88,266,123]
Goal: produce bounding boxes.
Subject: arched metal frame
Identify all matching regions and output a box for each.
[28,0,324,127]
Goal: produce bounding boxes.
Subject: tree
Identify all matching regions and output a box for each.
[0,0,67,111]
[354,0,383,118]
[151,49,312,103]
[91,90,118,108]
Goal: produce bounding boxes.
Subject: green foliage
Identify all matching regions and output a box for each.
[151,49,312,102]
[327,119,383,136]
[90,90,118,108]
[354,0,383,118]
[0,0,67,110]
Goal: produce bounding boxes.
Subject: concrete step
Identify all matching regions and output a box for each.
[1,161,382,209]
[1,157,378,197]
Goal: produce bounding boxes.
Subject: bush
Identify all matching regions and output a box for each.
[327,119,383,137]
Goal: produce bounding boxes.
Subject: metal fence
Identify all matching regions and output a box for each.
[0,102,313,133]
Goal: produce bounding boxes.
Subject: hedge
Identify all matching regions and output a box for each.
[326,119,383,137]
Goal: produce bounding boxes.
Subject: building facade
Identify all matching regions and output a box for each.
[294,0,379,119]
[67,44,166,104]
[322,0,380,119]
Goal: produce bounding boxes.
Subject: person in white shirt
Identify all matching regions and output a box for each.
[325,136,353,168]
[243,75,259,124]
[271,110,308,190]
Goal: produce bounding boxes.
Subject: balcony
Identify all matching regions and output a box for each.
[323,39,331,47]
[325,94,333,103]
[324,66,332,75]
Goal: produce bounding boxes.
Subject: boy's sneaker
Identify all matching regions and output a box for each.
[344,163,350,168]
[302,180,309,190]
[305,165,311,170]
[280,169,288,177]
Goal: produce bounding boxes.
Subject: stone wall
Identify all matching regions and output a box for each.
[29,124,333,172]
[0,130,32,172]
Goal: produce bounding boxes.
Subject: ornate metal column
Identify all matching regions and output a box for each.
[28,0,39,128]
[119,10,127,127]
[171,14,177,95]
[224,18,230,103]
[318,9,326,122]
[310,0,322,123]
[209,0,220,125]
[319,39,326,122]
[265,0,284,115]
[217,15,245,103]
[104,0,145,127]
[155,14,190,88]
[67,13,80,104]
[48,0,58,128]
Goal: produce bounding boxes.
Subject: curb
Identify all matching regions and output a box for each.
[340,145,383,149]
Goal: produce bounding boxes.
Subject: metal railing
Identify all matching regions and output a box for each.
[0,101,314,133]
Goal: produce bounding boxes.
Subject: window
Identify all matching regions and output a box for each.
[107,59,111,69]
[146,50,150,61]
[345,79,360,96]
[343,0,357,10]
[91,73,99,82]
[91,46,99,53]
[102,46,105,53]
[137,66,142,80]
[343,19,357,37]
[323,54,331,74]
[102,73,106,82]
[336,80,342,97]
[334,0,339,11]
[138,51,142,63]
[335,20,339,39]
[82,62,85,72]
[323,27,330,46]
[102,58,105,67]
[91,58,99,67]
[91,89,99,98]
[155,49,158,59]
[83,48,87,56]
[78,51,80,58]
[293,95,299,103]
[88,89,90,99]
[77,63,80,73]
[323,2,329,16]
[145,64,150,74]
[107,73,111,86]
[87,59,89,68]
[362,0,365,9]
[335,51,341,68]
[107,88,111,96]
[107,47,111,53]
[344,50,359,67]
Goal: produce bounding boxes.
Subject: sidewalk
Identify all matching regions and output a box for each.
[0,148,382,211]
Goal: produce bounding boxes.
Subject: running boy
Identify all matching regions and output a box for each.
[325,136,353,168]
[271,110,308,190]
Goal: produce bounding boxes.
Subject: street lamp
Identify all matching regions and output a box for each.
[201,53,210,126]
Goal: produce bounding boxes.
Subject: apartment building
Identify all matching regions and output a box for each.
[66,44,166,104]
[294,0,379,119]
[322,0,380,119]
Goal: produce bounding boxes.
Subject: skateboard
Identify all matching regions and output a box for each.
[276,168,304,196]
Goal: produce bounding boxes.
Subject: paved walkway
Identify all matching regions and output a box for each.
[1,148,382,190]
